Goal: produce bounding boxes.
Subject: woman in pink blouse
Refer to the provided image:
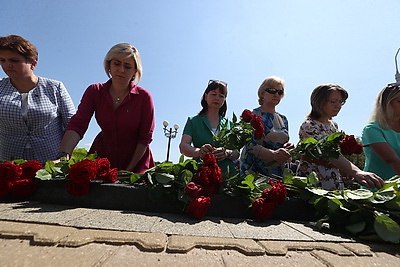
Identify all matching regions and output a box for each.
[60,43,155,173]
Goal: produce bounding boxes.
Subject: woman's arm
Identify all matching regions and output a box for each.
[59,130,81,155]
[126,143,148,172]
[369,142,400,175]
[331,156,384,189]
[180,134,206,157]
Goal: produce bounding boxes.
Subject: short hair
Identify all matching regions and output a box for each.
[199,80,228,117]
[104,43,142,83]
[370,83,400,129]
[307,84,348,120]
[0,35,38,63]
[257,76,285,105]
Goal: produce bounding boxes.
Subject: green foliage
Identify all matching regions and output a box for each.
[284,171,400,244]
[291,132,345,161]
[213,112,253,150]
[35,148,96,180]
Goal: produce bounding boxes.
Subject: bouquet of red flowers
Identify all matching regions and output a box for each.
[0,160,42,199]
[213,109,265,150]
[251,179,287,221]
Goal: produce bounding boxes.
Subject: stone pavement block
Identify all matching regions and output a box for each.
[223,219,314,240]
[221,250,326,267]
[282,221,353,242]
[339,242,374,256]
[64,209,160,232]
[167,235,265,256]
[258,241,354,256]
[59,228,167,252]
[0,202,96,225]
[0,220,77,245]
[0,239,117,267]
[311,250,400,266]
[150,215,234,238]
[103,245,226,267]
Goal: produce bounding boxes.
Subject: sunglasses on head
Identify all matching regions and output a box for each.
[208,79,227,86]
[265,88,284,95]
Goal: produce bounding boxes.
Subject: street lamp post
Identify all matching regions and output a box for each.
[163,121,179,162]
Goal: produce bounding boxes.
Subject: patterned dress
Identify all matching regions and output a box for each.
[240,108,289,177]
[295,118,344,190]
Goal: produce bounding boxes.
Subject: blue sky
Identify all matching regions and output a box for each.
[2,0,400,163]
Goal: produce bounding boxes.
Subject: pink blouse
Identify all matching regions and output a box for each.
[67,80,155,173]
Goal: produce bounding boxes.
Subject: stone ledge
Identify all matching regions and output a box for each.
[167,235,265,256]
[258,240,355,256]
[23,180,316,221]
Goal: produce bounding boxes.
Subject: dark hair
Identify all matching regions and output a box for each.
[198,81,228,117]
[307,84,348,120]
[0,35,38,63]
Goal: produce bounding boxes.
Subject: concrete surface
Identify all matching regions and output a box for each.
[0,201,399,266]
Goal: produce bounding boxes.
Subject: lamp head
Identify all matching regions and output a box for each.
[174,124,179,130]
[163,120,169,127]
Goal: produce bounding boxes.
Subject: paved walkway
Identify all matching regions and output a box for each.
[0,201,399,266]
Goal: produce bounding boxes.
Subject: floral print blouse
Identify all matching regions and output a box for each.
[296,118,344,190]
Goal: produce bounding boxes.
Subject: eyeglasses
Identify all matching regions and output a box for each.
[265,88,284,95]
[208,80,227,86]
[327,99,346,106]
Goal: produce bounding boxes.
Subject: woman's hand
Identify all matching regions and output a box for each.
[271,148,291,163]
[353,171,385,189]
[283,142,295,150]
[212,147,228,161]
[198,144,214,157]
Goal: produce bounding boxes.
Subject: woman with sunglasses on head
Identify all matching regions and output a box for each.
[0,35,75,164]
[296,84,384,190]
[179,80,240,178]
[362,83,400,180]
[240,76,293,177]
[60,43,155,173]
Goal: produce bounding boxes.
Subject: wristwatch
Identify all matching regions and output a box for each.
[57,152,71,160]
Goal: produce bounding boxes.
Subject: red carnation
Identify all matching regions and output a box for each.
[95,158,111,180]
[252,197,275,221]
[185,196,211,219]
[250,116,265,139]
[67,181,90,196]
[0,180,11,198]
[203,153,217,165]
[195,166,212,186]
[340,135,363,155]
[254,129,264,139]
[185,182,204,198]
[0,162,22,182]
[10,179,37,198]
[241,109,254,122]
[102,168,118,183]
[19,160,42,180]
[67,159,97,182]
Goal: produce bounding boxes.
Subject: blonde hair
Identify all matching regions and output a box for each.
[370,83,400,129]
[103,43,142,83]
[257,76,285,105]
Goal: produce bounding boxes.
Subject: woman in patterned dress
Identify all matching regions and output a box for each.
[296,84,383,190]
[240,76,293,177]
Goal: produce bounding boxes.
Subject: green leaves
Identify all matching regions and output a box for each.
[374,213,400,243]
[291,132,345,161]
[285,174,400,244]
[213,112,253,150]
